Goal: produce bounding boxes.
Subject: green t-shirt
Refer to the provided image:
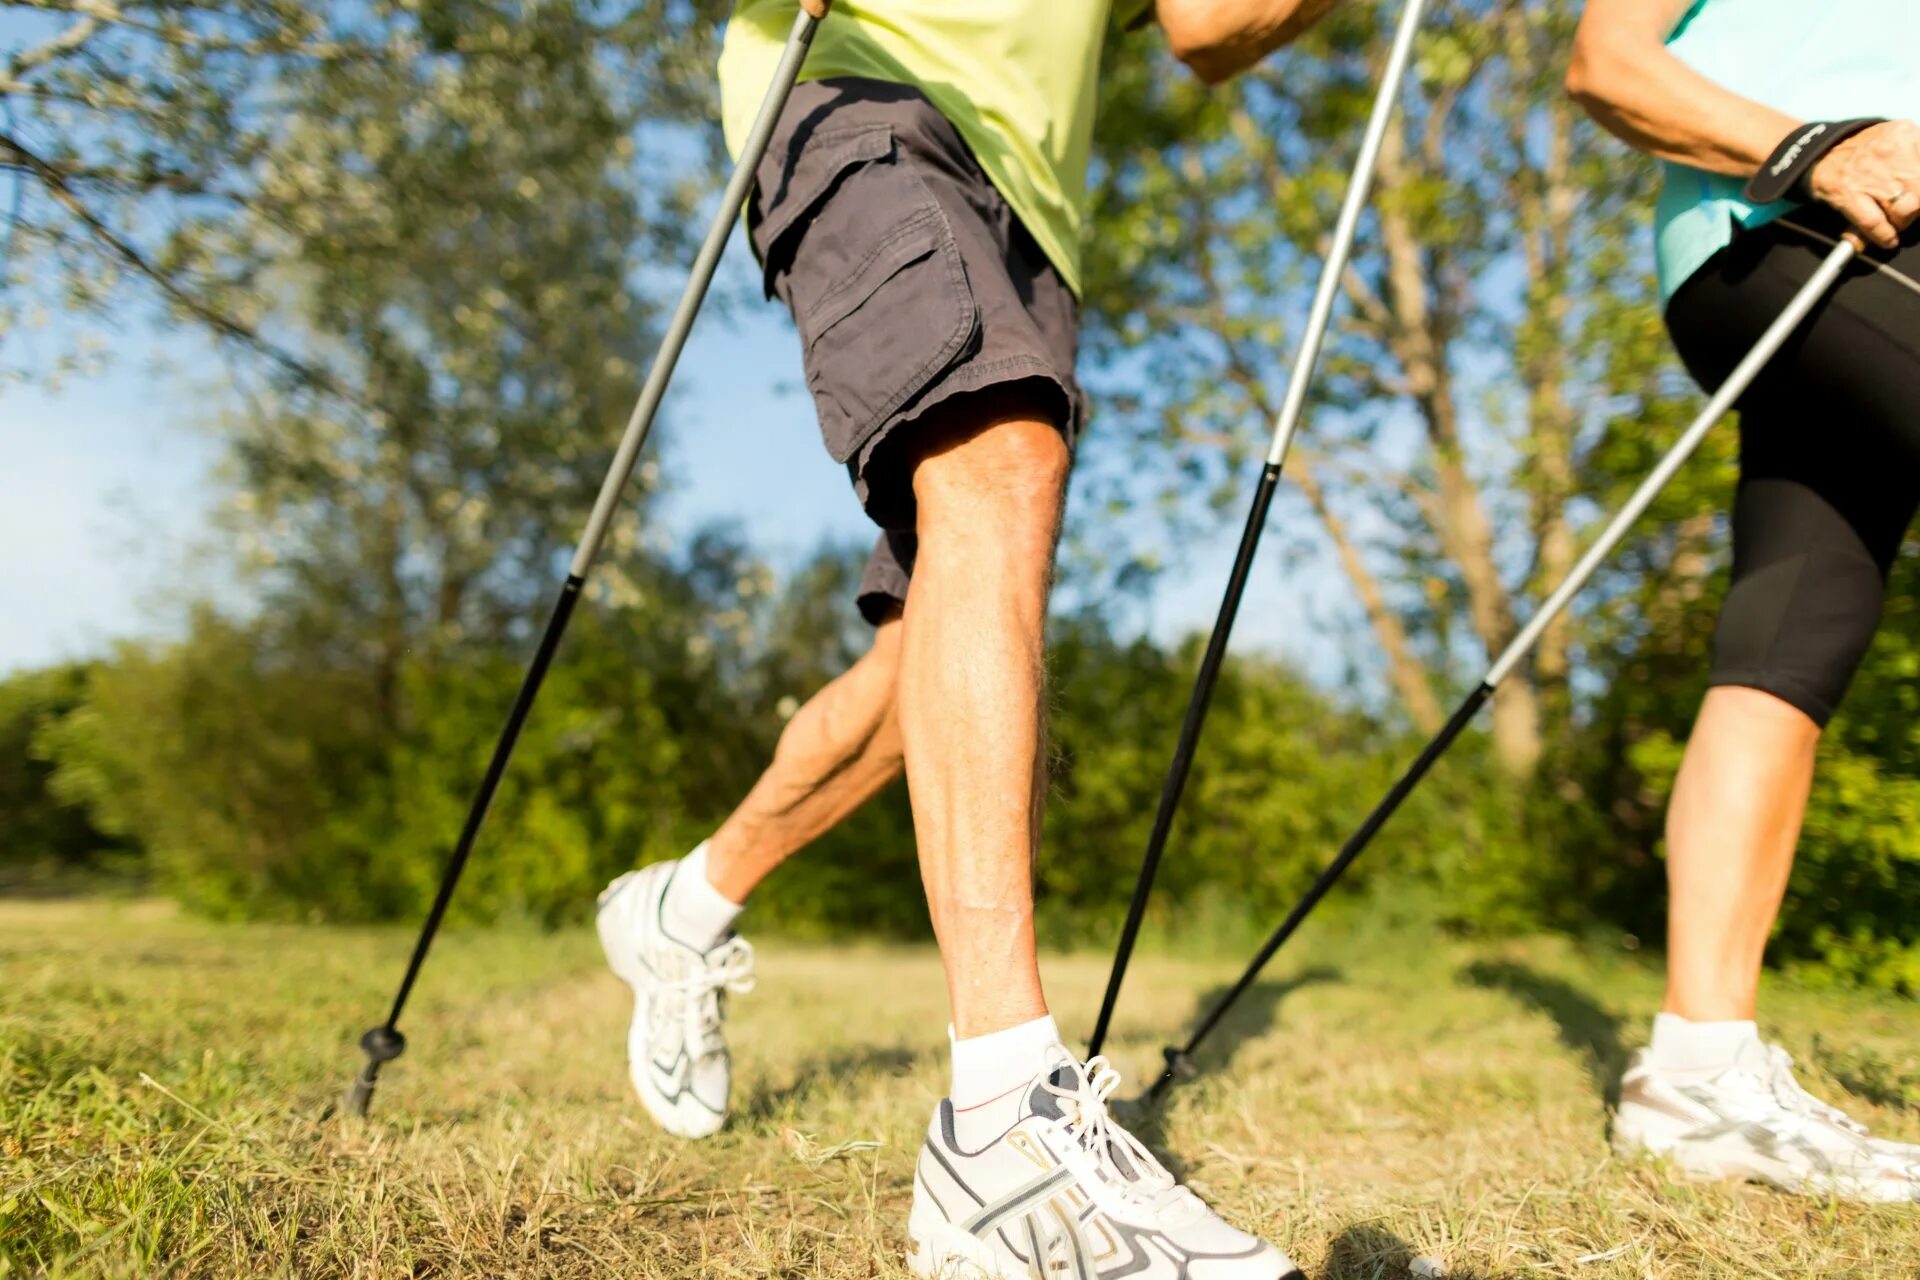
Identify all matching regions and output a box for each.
[1655,0,1920,301]
[718,0,1145,297]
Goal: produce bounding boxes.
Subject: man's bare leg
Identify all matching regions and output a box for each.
[1662,685,1821,1022]
[598,611,905,1137]
[896,406,1068,1039]
[704,612,905,903]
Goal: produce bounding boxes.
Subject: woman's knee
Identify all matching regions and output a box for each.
[1709,542,1887,728]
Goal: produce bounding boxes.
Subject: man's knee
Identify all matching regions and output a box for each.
[909,413,1069,525]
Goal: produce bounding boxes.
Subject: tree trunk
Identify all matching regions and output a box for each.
[1374,113,1542,775]
[1293,456,1445,732]
[1505,13,1581,752]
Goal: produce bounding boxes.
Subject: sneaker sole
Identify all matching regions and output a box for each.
[1614,1133,1916,1203]
[905,1208,1021,1280]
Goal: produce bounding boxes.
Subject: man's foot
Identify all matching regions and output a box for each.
[1614,1041,1920,1202]
[596,860,755,1139]
[908,1051,1302,1279]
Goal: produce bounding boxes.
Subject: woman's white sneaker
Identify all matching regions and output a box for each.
[596,861,755,1139]
[908,1049,1302,1279]
[1614,1040,1920,1202]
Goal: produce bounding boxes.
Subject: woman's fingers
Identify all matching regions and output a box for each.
[1809,123,1914,249]
[1884,187,1920,234]
[1889,124,1920,235]
[1843,191,1901,249]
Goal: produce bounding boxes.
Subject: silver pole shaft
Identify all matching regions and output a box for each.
[568,9,820,579]
[1265,0,1430,467]
[1484,239,1855,687]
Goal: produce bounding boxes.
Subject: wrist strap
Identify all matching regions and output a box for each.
[1745,118,1886,205]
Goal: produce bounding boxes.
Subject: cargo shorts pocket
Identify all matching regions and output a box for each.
[753,123,979,464]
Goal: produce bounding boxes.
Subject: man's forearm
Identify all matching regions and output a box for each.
[1159,0,1339,85]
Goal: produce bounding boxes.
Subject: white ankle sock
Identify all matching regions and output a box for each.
[1649,1012,1759,1078]
[949,1014,1063,1150]
[659,841,742,952]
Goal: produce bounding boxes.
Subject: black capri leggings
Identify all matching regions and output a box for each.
[1665,208,1920,728]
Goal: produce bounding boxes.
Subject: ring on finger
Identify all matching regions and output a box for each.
[1885,186,1915,205]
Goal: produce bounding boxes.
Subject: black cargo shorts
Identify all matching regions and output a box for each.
[746,77,1086,625]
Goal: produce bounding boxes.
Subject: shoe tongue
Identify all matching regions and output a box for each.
[1730,1038,1783,1086]
[1024,1061,1079,1123]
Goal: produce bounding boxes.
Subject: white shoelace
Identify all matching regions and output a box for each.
[1764,1045,1868,1136]
[656,937,755,1053]
[1042,1056,1189,1217]
[1693,1048,1881,1167]
[1764,1045,1920,1174]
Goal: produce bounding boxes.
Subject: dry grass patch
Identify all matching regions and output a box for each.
[1,899,1915,1277]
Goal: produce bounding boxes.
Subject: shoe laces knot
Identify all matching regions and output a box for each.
[668,937,755,1050]
[1765,1045,1867,1136]
[1043,1056,1184,1213]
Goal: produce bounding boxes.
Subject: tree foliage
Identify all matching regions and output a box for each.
[3,0,1915,989]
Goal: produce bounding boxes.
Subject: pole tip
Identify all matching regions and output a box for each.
[337,1025,408,1119]
[340,1074,375,1118]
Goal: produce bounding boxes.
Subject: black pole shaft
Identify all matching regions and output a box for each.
[1087,462,1284,1059]
[1146,681,1493,1101]
[1134,244,1858,1103]
[336,10,828,1121]
[343,574,584,1116]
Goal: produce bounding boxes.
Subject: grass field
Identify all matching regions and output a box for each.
[2,898,1917,1278]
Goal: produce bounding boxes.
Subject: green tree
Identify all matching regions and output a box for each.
[0,663,125,880]
[34,0,751,920]
[2,0,366,382]
[1082,0,1692,776]
[1,0,724,383]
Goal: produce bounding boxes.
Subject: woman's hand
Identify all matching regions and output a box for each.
[1807,120,1920,250]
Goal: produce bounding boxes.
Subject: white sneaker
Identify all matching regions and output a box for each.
[908,1051,1302,1279]
[1614,1041,1920,1202]
[1756,1043,1920,1172]
[596,861,755,1139]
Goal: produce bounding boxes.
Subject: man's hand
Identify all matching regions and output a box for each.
[1808,121,1920,251]
[800,0,829,19]
[1156,0,1340,85]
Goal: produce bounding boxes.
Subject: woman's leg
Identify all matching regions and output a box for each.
[1656,223,1920,1027]
[1658,437,1912,1020]
[1661,686,1821,1022]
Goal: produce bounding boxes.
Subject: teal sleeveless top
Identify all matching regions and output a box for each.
[1655,0,1920,301]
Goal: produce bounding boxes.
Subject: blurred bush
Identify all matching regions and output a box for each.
[6,548,1916,991]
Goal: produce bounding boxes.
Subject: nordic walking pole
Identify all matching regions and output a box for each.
[1086,0,1432,1060]
[340,3,828,1119]
[1140,238,1858,1102]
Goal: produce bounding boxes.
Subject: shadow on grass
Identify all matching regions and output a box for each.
[1183,965,1343,1077]
[1459,961,1628,1109]
[1110,967,1341,1182]
[741,1043,923,1122]
[1321,1222,1517,1280]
